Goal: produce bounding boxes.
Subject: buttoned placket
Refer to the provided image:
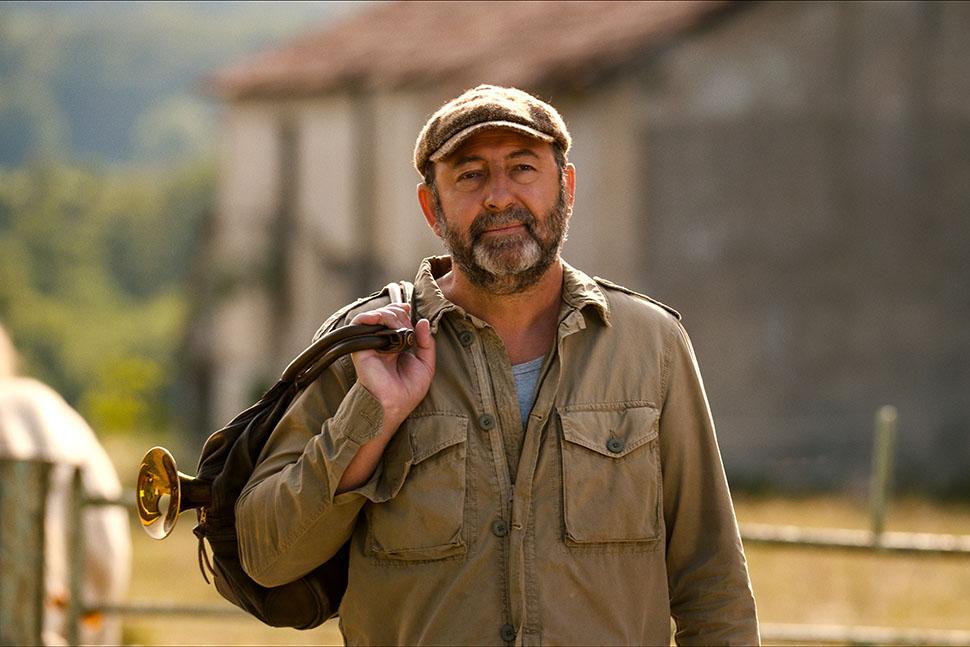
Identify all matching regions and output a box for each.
[456,314,517,641]
[460,304,589,646]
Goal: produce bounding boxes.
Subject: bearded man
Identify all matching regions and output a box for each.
[236,85,759,645]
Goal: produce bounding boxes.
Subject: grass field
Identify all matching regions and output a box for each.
[108,436,970,645]
[736,495,970,634]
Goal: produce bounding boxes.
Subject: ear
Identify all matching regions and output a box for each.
[564,163,576,208]
[417,182,443,237]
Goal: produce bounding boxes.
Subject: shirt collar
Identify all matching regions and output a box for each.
[412,256,460,333]
[560,259,611,326]
[412,256,611,332]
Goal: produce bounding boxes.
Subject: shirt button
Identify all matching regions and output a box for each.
[458,330,475,346]
[500,624,516,642]
[479,413,495,430]
[606,437,625,454]
[491,519,509,537]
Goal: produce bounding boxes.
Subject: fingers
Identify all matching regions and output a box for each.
[350,303,413,330]
[349,306,434,378]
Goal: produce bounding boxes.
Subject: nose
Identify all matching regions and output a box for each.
[483,173,514,212]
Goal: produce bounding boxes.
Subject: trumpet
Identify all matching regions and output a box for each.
[135,322,415,540]
[136,446,210,540]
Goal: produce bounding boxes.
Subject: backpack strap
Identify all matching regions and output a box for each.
[283,281,416,385]
[313,281,416,342]
[386,281,403,306]
[384,280,417,328]
[385,280,416,320]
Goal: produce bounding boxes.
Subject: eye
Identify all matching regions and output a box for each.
[454,169,486,192]
[511,163,539,183]
[511,163,539,177]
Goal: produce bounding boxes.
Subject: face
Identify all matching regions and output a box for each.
[418,129,576,295]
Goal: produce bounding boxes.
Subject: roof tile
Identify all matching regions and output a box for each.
[210,1,727,99]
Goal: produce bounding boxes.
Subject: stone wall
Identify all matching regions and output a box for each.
[633,1,970,491]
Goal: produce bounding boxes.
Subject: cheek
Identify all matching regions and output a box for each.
[437,201,477,233]
[529,180,562,212]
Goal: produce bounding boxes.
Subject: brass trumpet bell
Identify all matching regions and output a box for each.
[136,446,209,540]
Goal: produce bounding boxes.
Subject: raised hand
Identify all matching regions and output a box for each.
[335,303,435,493]
[348,303,436,436]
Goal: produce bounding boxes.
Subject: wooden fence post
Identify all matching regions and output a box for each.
[869,405,898,541]
[0,459,51,645]
[66,467,84,646]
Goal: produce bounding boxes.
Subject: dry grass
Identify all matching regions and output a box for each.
[735,495,970,635]
[106,435,970,644]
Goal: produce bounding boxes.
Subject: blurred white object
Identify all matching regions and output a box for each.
[0,327,131,646]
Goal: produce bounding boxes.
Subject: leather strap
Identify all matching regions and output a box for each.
[282,281,417,386]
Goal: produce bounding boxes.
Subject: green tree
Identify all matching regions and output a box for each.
[0,162,213,434]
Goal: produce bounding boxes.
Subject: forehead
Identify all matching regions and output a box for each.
[444,128,554,164]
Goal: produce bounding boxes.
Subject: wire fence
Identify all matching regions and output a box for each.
[2,405,969,645]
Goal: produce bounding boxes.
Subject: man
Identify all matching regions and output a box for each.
[237,85,759,645]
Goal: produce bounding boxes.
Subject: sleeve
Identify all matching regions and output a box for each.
[659,321,760,646]
[235,354,391,587]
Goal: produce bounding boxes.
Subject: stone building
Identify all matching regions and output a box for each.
[199,1,970,492]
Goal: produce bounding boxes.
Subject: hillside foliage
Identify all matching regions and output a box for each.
[0,163,212,433]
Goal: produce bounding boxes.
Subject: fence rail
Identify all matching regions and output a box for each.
[95,602,247,617]
[741,522,970,555]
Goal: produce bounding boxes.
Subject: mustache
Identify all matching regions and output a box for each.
[469,206,537,242]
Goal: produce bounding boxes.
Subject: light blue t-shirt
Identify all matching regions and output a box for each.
[512,355,545,427]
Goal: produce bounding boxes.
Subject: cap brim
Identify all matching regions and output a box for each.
[429,121,555,163]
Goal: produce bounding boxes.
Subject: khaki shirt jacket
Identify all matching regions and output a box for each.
[236,256,759,646]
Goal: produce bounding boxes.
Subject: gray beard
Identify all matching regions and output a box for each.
[435,182,570,295]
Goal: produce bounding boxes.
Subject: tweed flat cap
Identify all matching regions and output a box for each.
[414,84,571,175]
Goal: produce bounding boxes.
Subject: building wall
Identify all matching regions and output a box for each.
[556,79,645,288]
[632,0,970,491]
[210,102,282,426]
[286,94,357,359]
[370,91,444,282]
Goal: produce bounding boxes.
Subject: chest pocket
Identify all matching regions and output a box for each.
[366,413,468,561]
[558,404,661,545]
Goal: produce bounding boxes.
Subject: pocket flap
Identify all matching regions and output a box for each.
[407,414,468,464]
[560,405,659,458]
